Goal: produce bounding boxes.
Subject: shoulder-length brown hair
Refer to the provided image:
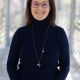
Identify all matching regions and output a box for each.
[24,0,56,26]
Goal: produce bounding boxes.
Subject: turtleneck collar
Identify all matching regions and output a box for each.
[32,16,49,29]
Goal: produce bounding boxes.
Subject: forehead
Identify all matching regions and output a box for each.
[32,0,49,2]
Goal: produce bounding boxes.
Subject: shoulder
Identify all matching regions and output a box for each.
[15,26,30,35]
[12,26,28,39]
[50,25,66,35]
[16,26,27,33]
[52,25,68,41]
[55,25,68,42]
[12,26,30,43]
[54,25,65,32]
[54,25,67,35]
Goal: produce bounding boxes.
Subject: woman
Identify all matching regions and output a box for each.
[7,0,70,80]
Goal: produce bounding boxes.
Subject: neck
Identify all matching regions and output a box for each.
[32,16,49,29]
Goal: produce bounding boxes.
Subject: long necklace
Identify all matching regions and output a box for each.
[32,25,49,67]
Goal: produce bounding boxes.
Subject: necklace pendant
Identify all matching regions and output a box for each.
[37,63,41,67]
[42,48,44,53]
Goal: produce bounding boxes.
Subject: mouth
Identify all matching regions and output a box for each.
[36,12,44,15]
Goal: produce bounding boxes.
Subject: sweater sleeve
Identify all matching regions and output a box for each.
[6,28,21,80]
[54,27,70,80]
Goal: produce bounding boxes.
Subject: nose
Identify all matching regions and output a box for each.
[37,4,43,10]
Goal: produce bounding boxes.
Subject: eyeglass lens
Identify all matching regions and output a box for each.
[32,1,49,8]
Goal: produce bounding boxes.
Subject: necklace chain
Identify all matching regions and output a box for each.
[32,25,49,67]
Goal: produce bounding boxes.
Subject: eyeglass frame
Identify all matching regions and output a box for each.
[31,1,50,8]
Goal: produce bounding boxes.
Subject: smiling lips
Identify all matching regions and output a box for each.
[36,12,44,15]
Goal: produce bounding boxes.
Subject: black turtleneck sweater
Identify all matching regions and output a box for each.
[7,16,70,80]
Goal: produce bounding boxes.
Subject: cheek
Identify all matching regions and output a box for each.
[45,9,50,15]
[45,8,50,13]
[31,7,33,13]
[31,8,37,15]
[31,7,34,13]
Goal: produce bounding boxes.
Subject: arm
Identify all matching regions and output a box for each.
[6,28,21,80]
[54,28,70,80]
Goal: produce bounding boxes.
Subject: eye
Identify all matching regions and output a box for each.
[42,3,48,7]
[43,3,47,6]
[34,3,38,5]
[32,1,39,6]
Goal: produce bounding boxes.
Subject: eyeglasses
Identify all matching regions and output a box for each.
[31,1,49,8]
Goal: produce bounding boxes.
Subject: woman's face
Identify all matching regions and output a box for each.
[31,0,50,21]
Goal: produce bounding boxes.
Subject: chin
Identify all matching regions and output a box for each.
[36,19,44,21]
[35,17,47,21]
